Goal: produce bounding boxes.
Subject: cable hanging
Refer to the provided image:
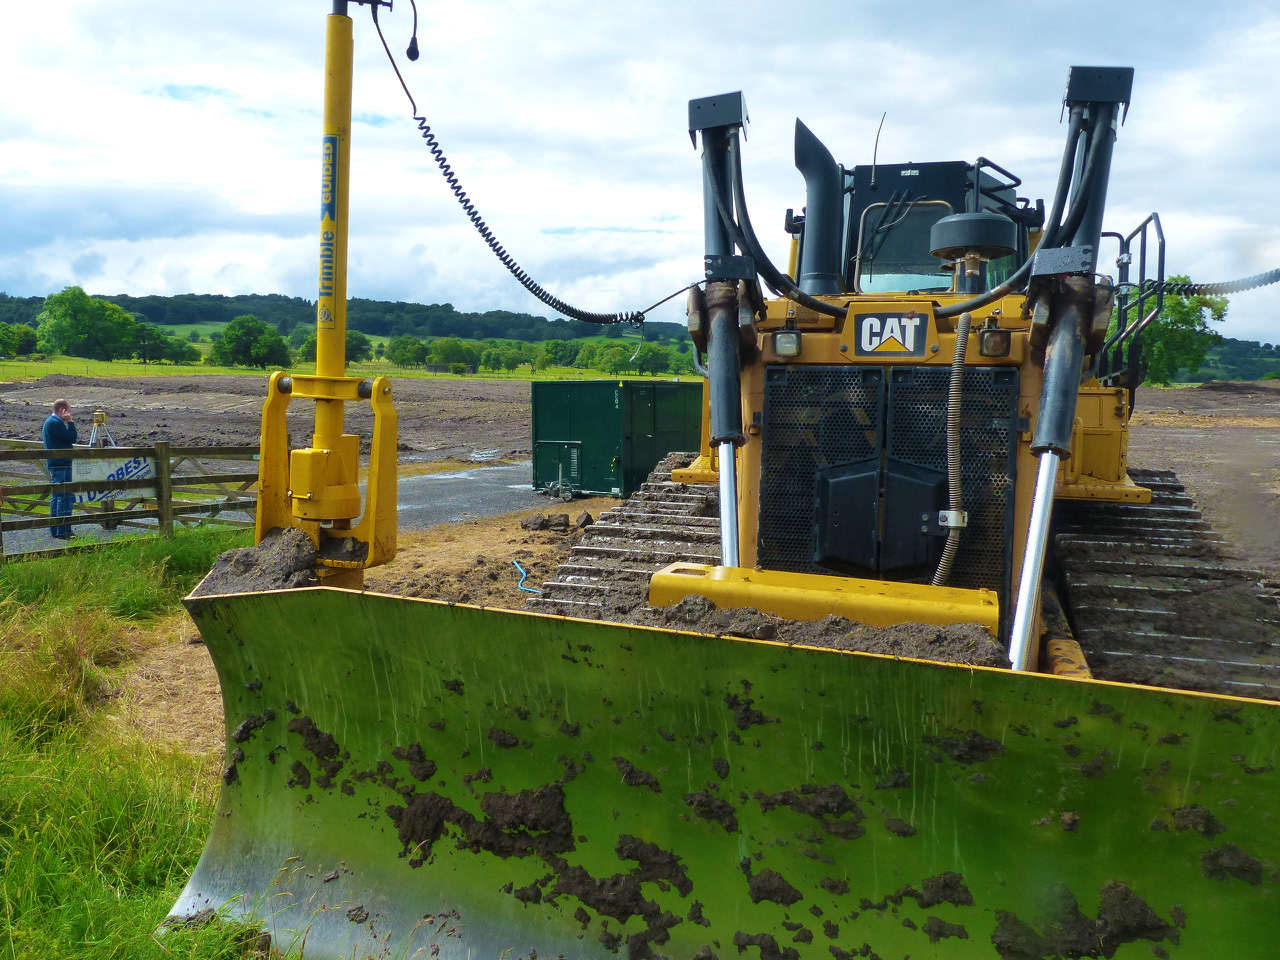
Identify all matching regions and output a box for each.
[370,5,692,325]
[1143,268,1280,298]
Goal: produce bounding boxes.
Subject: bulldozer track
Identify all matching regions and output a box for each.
[1054,467,1280,699]
[527,453,721,617]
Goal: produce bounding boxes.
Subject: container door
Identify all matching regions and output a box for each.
[623,384,656,495]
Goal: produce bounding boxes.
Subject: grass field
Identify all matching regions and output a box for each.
[0,528,264,959]
[0,354,698,384]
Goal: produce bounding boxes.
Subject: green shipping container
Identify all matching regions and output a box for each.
[531,380,703,498]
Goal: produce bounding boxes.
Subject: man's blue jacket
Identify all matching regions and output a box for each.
[42,414,77,470]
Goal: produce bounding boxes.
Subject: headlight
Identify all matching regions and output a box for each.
[773,331,801,357]
[979,327,1011,357]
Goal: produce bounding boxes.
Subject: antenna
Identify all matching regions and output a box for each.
[870,111,887,187]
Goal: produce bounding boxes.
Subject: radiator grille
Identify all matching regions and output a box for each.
[887,366,1018,593]
[758,365,1018,600]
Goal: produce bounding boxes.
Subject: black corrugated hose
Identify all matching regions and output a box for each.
[370,5,696,325]
[1144,269,1280,298]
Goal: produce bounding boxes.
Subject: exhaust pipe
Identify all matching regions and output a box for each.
[793,119,843,295]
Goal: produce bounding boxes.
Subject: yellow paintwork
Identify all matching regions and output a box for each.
[673,281,1151,674]
[252,13,397,577]
[649,562,1000,635]
[1046,637,1093,678]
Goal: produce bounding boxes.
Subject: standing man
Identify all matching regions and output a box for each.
[42,399,77,539]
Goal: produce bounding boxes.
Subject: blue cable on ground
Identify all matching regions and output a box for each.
[513,561,542,594]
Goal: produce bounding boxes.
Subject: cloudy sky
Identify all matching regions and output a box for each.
[3,1,1278,342]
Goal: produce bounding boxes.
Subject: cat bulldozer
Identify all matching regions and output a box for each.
[170,7,1280,957]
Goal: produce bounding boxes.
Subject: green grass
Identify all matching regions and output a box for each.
[0,354,697,384]
[0,528,265,959]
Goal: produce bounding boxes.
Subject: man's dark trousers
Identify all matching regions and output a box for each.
[49,464,73,537]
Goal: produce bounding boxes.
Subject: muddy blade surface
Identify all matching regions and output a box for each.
[176,589,1279,959]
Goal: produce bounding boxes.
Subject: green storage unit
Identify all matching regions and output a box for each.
[531,380,703,498]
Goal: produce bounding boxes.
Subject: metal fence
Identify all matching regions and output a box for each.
[0,441,258,558]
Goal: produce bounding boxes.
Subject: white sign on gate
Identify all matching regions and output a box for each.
[72,455,156,503]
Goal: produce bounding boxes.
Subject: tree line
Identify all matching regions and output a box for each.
[7,287,700,375]
[4,280,1265,384]
[0,291,690,345]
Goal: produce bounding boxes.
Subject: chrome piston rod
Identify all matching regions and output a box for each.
[717,441,740,567]
[1007,451,1061,671]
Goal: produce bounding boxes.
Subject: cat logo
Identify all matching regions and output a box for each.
[853,313,927,357]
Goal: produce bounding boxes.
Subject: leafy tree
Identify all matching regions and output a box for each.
[0,322,37,355]
[1134,276,1228,385]
[498,347,524,371]
[132,322,168,364]
[592,344,632,375]
[574,343,599,368]
[295,334,317,363]
[186,330,202,343]
[36,286,137,360]
[480,348,503,372]
[346,329,373,364]
[287,325,311,349]
[539,339,580,367]
[428,337,481,367]
[632,342,669,376]
[385,335,428,366]
[209,315,291,368]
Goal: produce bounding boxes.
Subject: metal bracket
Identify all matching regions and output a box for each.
[688,92,748,145]
[705,254,755,281]
[938,509,968,530]
[1031,245,1094,277]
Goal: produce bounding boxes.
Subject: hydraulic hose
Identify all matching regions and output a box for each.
[728,131,848,317]
[702,129,848,319]
[1041,106,1084,244]
[932,311,972,587]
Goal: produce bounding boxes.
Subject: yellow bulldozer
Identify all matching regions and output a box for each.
[169,5,1280,958]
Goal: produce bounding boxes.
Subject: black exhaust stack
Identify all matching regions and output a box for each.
[793,120,844,296]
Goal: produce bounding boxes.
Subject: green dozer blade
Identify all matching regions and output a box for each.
[172,587,1279,959]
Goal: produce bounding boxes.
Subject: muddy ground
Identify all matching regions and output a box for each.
[1128,379,1280,574]
[4,374,1278,749]
[0,373,531,461]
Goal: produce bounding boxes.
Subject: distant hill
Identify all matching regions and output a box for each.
[1178,337,1280,383]
[0,292,690,345]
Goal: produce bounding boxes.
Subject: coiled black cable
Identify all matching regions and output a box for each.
[370,6,653,324]
[1144,269,1280,298]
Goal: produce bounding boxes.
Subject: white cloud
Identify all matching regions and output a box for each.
[0,0,1276,344]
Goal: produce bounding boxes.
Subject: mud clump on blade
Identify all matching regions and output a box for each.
[386,792,458,868]
[191,527,319,596]
[923,916,969,943]
[732,931,800,960]
[616,835,693,896]
[1202,844,1263,885]
[992,881,1178,959]
[683,789,739,833]
[740,858,803,906]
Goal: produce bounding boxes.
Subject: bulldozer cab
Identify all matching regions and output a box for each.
[841,160,1040,294]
